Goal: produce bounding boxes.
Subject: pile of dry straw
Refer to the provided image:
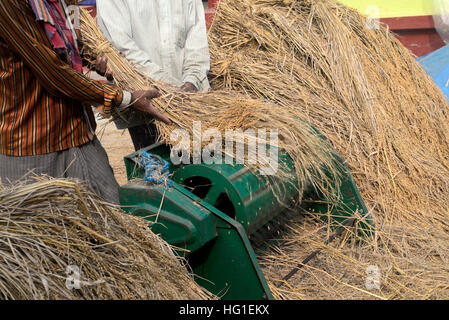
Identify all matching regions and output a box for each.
[0,177,210,300]
[80,0,449,299]
[208,0,449,299]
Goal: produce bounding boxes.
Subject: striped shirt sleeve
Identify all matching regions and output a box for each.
[0,0,123,116]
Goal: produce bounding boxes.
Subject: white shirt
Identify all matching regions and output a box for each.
[97,0,210,92]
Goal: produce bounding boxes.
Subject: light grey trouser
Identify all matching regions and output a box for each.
[0,136,120,204]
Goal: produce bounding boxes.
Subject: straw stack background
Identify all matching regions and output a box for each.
[208,0,449,299]
[0,177,210,300]
[80,0,449,299]
[80,8,343,205]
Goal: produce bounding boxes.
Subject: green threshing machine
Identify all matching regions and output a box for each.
[119,126,373,300]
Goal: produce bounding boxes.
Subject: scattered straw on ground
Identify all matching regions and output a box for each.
[0,177,211,300]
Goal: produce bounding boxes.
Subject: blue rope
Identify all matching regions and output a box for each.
[138,152,173,187]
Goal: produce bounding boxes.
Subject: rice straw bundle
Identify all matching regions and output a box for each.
[0,177,211,300]
[80,9,343,203]
[208,0,449,299]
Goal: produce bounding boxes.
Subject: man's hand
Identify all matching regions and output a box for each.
[180,82,198,93]
[95,56,114,82]
[131,90,172,125]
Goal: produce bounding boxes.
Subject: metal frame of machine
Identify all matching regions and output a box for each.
[119,134,374,300]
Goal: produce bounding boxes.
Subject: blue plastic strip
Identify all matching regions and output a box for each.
[418,44,449,102]
[138,151,173,187]
[78,0,96,6]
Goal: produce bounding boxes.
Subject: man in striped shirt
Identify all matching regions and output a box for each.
[0,0,171,204]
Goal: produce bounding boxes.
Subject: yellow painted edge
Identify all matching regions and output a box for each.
[338,0,435,18]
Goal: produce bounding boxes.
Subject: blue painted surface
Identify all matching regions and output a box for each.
[78,0,96,5]
[418,44,449,101]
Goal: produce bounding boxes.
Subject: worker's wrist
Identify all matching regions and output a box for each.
[120,91,133,107]
[183,79,199,91]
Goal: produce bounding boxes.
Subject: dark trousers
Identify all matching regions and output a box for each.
[128,122,159,151]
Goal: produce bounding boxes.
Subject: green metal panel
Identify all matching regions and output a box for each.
[172,149,299,237]
[119,180,273,300]
[120,181,217,253]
